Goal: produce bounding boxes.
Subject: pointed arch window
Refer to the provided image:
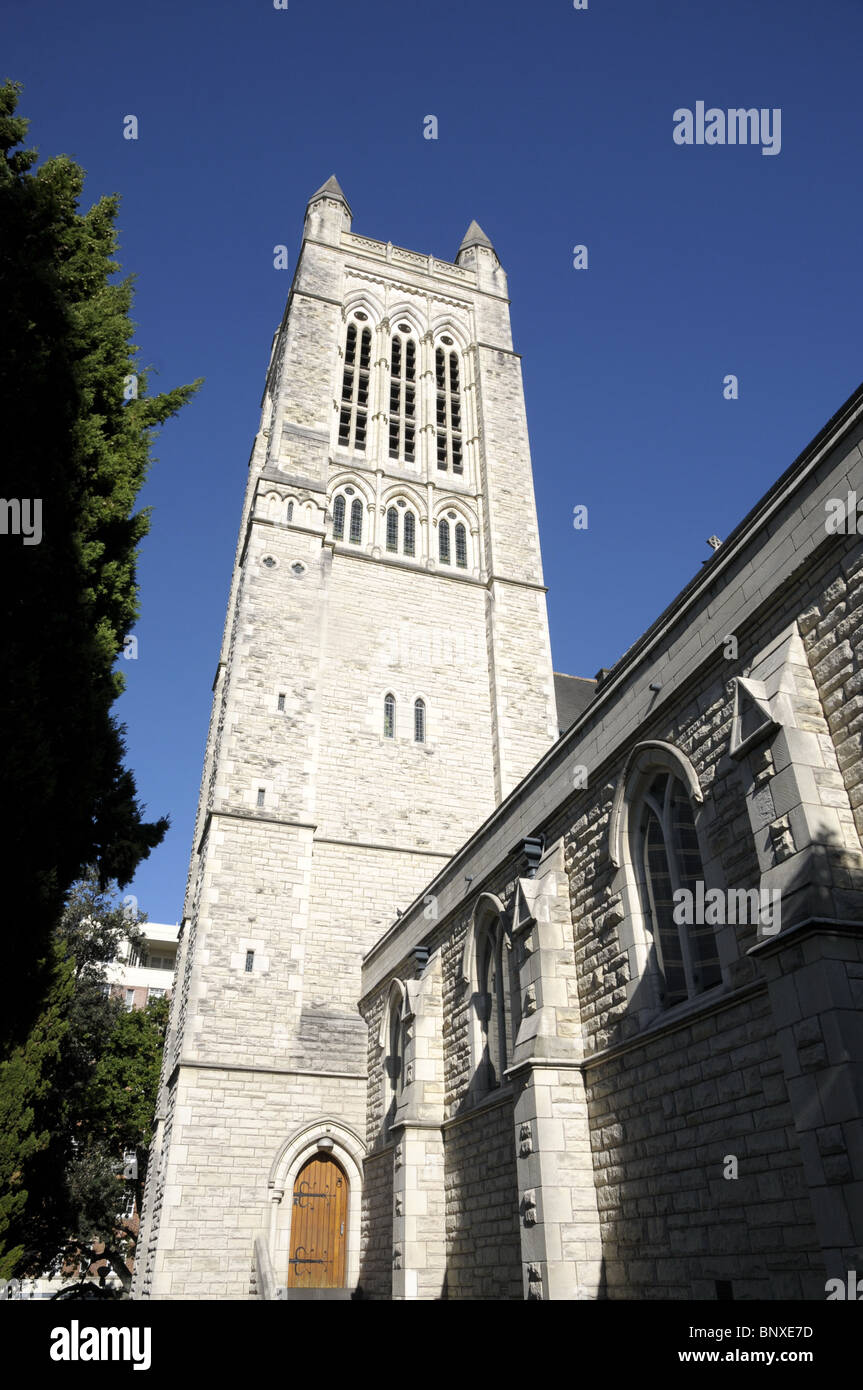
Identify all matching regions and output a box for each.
[403,510,416,557]
[332,494,345,540]
[455,522,467,569]
[632,771,720,1007]
[338,317,372,452]
[389,327,417,463]
[349,497,363,545]
[476,918,509,1091]
[435,344,463,474]
[438,519,450,564]
[380,983,406,1139]
[414,698,426,744]
[386,997,404,1132]
[383,693,395,739]
[385,502,418,558]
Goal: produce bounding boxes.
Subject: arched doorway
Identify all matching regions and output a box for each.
[287,1154,348,1289]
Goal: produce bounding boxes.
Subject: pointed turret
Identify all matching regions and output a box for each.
[306,174,352,216]
[455,217,505,293]
[457,219,494,255]
[304,174,352,244]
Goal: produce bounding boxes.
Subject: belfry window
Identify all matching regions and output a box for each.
[384,693,395,739]
[633,772,720,1007]
[338,318,372,452]
[389,327,417,463]
[386,507,399,552]
[333,494,345,540]
[403,511,416,557]
[439,519,450,564]
[349,497,363,544]
[435,344,463,474]
[414,698,426,744]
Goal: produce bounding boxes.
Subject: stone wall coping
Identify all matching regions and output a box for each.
[168,1057,367,1083]
[581,979,767,1071]
[747,914,863,961]
[440,1085,514,1132]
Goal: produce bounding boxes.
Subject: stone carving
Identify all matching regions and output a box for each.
[527,1263,543,1300]
[522,1189,537,1225]
[524,984,537,1016]
[769,817,795,863]
[519,1121,533,1157]
[752,785,776,827]
[393,1245,402,1269]
[750,745,775,788]
[394,1142,403,1170]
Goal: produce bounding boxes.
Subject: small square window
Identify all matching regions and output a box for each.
[277,693,285,711]
[257,789,265,808]
[245,950,255,973]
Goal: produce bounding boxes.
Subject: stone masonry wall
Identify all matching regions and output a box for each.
[443,1098,522,1300]
[586,992,824,1299]
[358,1147,393,1299]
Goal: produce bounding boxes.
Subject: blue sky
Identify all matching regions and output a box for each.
[6,0,862,922]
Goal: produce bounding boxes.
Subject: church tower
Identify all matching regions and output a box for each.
[133,179,558,1299]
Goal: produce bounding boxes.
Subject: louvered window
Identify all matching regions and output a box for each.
[435,345,463,474]
[389,328,417,463]
[338,318,371,452]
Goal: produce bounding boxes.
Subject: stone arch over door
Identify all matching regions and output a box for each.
[268,1119,366,1292]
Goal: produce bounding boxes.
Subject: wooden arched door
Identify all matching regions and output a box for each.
[287,1154,348,1289]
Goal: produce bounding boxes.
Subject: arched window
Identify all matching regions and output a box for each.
[403,510,416,557]
[287,501,294,523]
[414,698,425,744]
[386,506,399,552]
[476,918,508,1091]
[338,317,371,452]
[435,343,463,474]
[455,522,467,569]
[349,497,363,545]
[632,771,720,1006]
[389,327,417,463]
[383,693,395,739]
[382,985,406,1138]
[332,494,345,540]
[438,519,450,564]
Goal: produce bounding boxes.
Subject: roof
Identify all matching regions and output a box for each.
[457,219,495,254]
[553,673,597,734]
[307,174,352,214]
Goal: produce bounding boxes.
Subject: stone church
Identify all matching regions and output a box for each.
[133,177,863,1301]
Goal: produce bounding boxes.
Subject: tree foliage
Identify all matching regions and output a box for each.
[0,872,169,1289]
[0,80,200,1047]
[0,946,73,1280]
